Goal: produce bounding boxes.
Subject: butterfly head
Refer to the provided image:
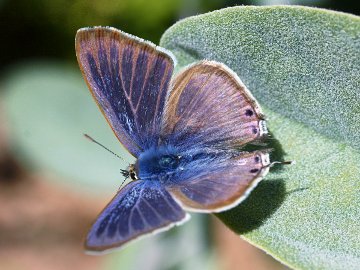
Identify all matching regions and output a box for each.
[120,164,138,181]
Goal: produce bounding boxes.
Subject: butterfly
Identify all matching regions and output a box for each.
[75,26,272,253]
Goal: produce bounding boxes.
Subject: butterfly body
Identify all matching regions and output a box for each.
[136,144,180,181]
[76,26,272,253]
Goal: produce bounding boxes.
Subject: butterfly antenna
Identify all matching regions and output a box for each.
[84,134,127,163]
[118,175,129,190]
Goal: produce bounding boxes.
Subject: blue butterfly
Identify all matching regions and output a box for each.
[76,26,271,253]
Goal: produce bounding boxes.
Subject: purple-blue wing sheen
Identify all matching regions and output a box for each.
[85,181,188,252]
[161,61,271,212]
[76,27,174,156]
[162,61,267,152]
[166,150,271,212]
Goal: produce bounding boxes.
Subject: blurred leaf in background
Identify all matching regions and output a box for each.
[0,61,220,268]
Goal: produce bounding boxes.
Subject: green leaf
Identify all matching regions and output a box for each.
[160,5,360,270]
[2,62,135,194]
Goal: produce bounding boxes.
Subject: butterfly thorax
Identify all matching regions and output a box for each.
[135,145,182,183]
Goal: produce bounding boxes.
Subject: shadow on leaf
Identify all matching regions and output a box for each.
[216,178,286,234]
[242,129,289,172]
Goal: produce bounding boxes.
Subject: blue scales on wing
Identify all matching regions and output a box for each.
[159,61,271,212]
[162,61,267,152]
[164,150,271,212]
[76,27,274,251]
[85,181,188,252]
[76,27,174,156]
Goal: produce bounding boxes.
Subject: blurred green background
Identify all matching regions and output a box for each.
[0,1,358,270]
[1,0,359,73]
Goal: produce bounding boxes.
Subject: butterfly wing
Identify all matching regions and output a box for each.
[85,181,189,253]
[76,27,174,156]
[166,150,271,213]
[161,60,270,212]
[162,60,267,151]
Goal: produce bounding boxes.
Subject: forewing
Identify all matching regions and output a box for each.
[76,27,174,156]
[166,150,270,213]
[85,181,188,253]
[162,61,267,151]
